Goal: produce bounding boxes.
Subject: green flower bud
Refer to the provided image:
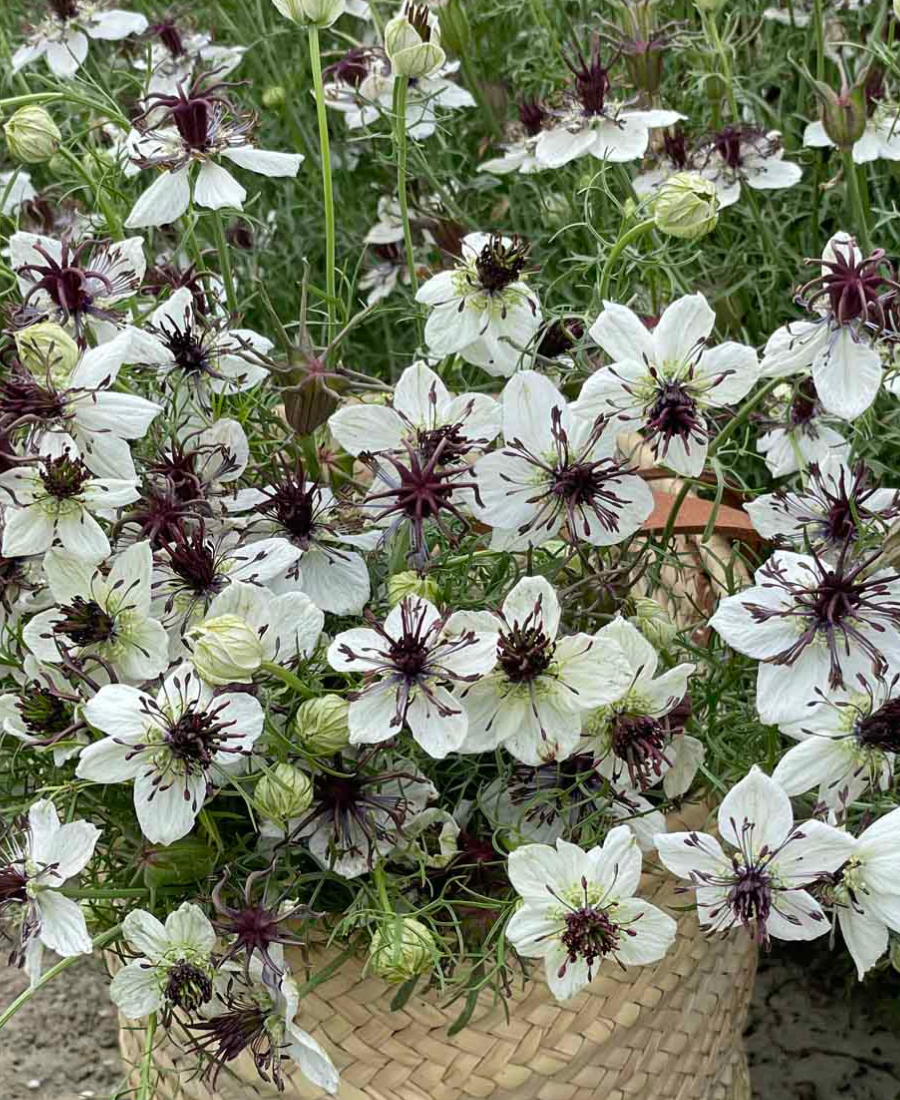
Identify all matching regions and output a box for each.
[386,571,440,608]
[188,614,264,685]
[653,172,719,240]
[385,4,445,79]
[14,322,79,384]
[438,0,470,56]
[270,0,345,27]
[263,85,287,108]
[142,837,218,888]
[256,763,314,827]
[808,76,867,151]
[694,0,727,11]
[294,694,351,754]
[4,106,61,164]
[368,917,436,983]
[629,596,678,650]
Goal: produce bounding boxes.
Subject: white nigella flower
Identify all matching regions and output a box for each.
[709,550,900,725]
[123,74,302,229]
[804,102,900,164]
[153,527,302,634]
[745,456,900,559]
[0,446,139,559]
[755,381,851,479]
[505,830,677,1001]
[189,945,339,1094]
[190,580,324,678]
[655,766,855,943]
[327,595,497,758]
[226,460,377,616]
[0,656,85,764]
[693,126,803,207]
[415,232,541,377]
[580,617,699,795]
[455,575,631,765]
[135,19,246,99]
[632,129,694,198]
[4,328,162,481]
[109,903,217,1021]
[22,541,169,684]
[478,98,549,176]
[359,245,413,307]
[329,361,501,462]
[77,664,265,845]
[1,799,100,985]
[824,808,900,979]
[533,43,683,169]
[12,1,148,79]
[292,752,435,878]
[773,679,900,810]
[471,370,654,550]
[759,232,892,420]
[352,60,475,140]
[0,170,36,216]
[571,294,760,478]
[10,231,146,341]
[127,287,271,405]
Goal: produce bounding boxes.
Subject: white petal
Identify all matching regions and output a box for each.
[37,891,92,956]
[654,830,726,878]
[588,302,655,366]
[612,898,676,965]
[165,902,215,953]
[328,404,406,455]
[133,769,205,845]
[122,908,169,959]
[812,328,882,419]
[109,962,162,1018]
[717,766,793,853]
[221,145,302,176]
[193,161,247,211]
[502,575,560,639]
[126,169,191,228]
[653,294,716,366]
[45,31,89,78]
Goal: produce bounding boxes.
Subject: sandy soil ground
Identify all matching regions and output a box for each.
[1,943,899,1100]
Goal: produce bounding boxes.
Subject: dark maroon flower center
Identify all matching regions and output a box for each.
[164,958,213,1014]
[518,97,547,136]
[254,467,320,544]
[474,235,530,293]
[165,708,231,770]
[560,904,620,969]
[49,0,79,21]
[417,423,469,466]
[154,19,186,58]
[162,528,223,596]
[325,47,372,88]
[663,129,690,169]
[406,3,432,40]
[645,380,703,452]
[564,42,614,116]
[610,713,671,791]
[40,453,90,499]
[0,863,28,907]
[857,698,900,753]
[17,685,73,736]
[726,864,772,932]
[788,381,817,427]
[498,622,555,683]
[388,634,431,678]
[714,126,744,169]
[17,237,118,321]
[54,596,116,646]
[0,371,65,423]
[538,318,584,359]
[799,243,899,327]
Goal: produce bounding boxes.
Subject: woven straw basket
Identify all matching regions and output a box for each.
[118,806,757,1100]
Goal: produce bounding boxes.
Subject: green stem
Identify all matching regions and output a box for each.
[260,660,317,698]
[709,375,784,458]
[0,924,121,1032]
[209,210,238,314]
[658,479,695,551]
[703,11,738,122]
[842,147,872,254]
[307,25,337,341]
[56,146,122,240]
[813,0,825,82]
[137,1013,157,1100]
[457,50,501,140]
[597,219,656,302]
[392,75,421,328]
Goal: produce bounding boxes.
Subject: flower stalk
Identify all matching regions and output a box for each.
[307,24,338,340]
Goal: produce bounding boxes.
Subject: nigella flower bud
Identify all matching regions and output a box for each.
[270,0,346,28]
[438,0,470,56]
[14,322,79,383]
[142,837,219,889]
[256,763,314,826]
[629,596,679,649]
[188,614,264,685]
[810,76,868,151]
[694,0,727,10]
[294,694,351,754]
[262,85,287,108]
[3,106,61,164]
[653,171,719,240]
[385,4,446,79]
[387,570,441,608]
[368,917,437,983]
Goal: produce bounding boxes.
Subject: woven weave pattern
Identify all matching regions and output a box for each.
[118,842,757,1100]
